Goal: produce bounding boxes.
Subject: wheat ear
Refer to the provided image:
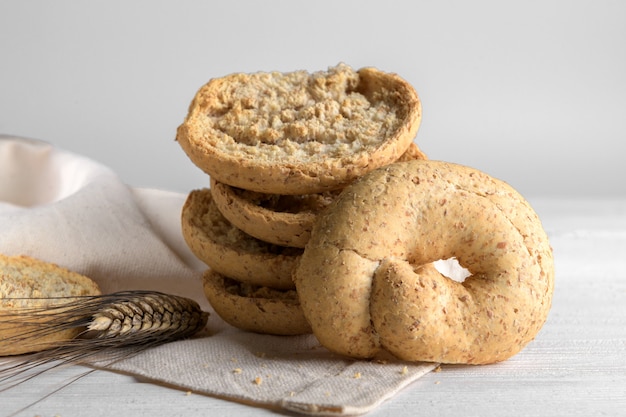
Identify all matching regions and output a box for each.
[82,291,209,344]
[0,290,209,392]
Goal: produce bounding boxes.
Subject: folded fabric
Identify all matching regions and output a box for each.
[0,135,204,298]
[0,135,436,415]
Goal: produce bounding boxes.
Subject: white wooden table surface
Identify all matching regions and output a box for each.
[2,197,625,417]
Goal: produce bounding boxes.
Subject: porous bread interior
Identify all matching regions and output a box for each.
[203,270,312,335]
[0,254,101,307]
[223,277,299,302]
[203,63,405,162]
[226,187,339,215]
[192,188,301,256]
[0,254,101,355]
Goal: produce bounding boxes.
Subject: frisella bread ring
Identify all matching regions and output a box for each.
[294,160,554,365]
[181,188,301,290]
[203,269,311,335]
[176,63,422,195]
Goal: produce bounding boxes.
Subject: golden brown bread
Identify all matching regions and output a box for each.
[210,142,428,248]
[209,178,339,249]
[293,160,554,364]
[181,188,301,290]
[176,63,422,195]
[0,254,101,355]
[203,269,311,335]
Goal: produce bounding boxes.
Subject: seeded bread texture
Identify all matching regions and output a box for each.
[210,142,428,248]
[176,63,422,194]
[181,189,301,290]
[210,178,339,248]
[294,160,554,364]
[0,254,101,355]
[203,269,311,335]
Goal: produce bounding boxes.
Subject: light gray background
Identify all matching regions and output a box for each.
[1,0,624,198]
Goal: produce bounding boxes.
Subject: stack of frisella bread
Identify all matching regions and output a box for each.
[177,63,555,365]
[177,63,426,336]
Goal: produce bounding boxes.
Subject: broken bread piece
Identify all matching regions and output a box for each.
[0,254,101,355]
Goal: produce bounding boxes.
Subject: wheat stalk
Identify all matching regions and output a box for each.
[83,291,208,343]
[0,290,209,393]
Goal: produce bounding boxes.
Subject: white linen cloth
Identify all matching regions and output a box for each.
[0,135,436,415]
